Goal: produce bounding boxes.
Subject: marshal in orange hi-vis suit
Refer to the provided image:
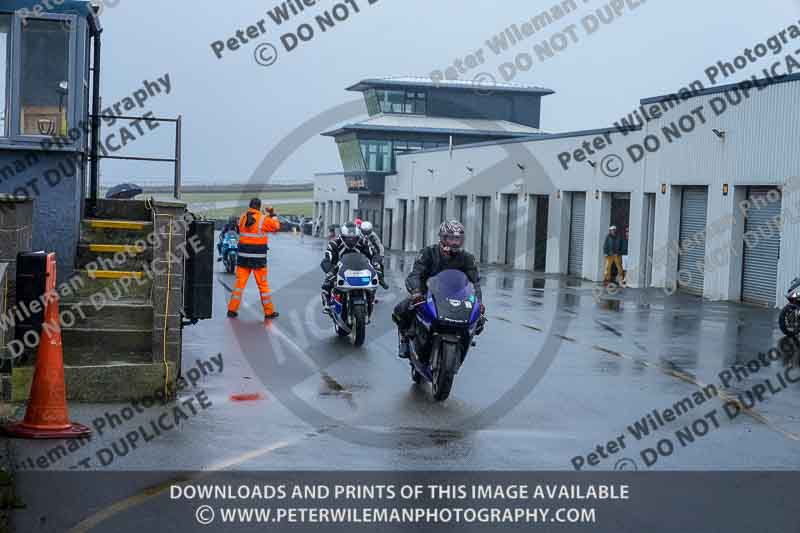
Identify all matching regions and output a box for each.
[227,199,281,320]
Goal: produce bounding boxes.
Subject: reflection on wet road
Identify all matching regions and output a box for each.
[11,234,800,472]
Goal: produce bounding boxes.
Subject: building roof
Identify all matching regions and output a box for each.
[3,0,100,32]
[4,0,94,16]
[346,76,555,96]
[640,73,800,105]
[322,113,547,138]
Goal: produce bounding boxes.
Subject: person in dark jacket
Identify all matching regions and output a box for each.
[603,225,623,284]
[320,222,376,313]
[359,221,389,289]
[392,220,485,358]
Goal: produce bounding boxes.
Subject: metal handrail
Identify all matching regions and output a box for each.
[87,113,183,205]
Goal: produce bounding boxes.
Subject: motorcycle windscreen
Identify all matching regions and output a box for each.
[338,252,374,287]
[427,270,478,325]
[789,277,800,295]
[339,252,371,270]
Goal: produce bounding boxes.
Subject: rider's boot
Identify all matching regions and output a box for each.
[398,332,410,359]
[321,291,331,316]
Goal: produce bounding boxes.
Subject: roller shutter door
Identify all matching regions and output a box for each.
[568,192,586,277]
[742,187,782,306]
[678,187,708,295]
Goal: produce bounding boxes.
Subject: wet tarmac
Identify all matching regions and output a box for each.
[8,234,800,474]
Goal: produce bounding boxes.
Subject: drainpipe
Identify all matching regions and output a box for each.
[88,28,102,215]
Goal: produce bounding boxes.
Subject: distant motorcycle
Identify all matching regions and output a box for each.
[324,252,379,347]
[407,270,484,401]
[219,232,239,274]
[779,277,800,336]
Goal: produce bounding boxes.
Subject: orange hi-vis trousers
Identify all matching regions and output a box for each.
[228,266,274,315]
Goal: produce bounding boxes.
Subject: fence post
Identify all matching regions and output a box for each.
[174,115,182,200]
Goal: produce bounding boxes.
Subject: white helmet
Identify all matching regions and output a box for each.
[340,222,361,249]
[360,221,374,235]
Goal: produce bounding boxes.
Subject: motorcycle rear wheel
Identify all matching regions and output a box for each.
[779,304,800,336]
[432,342,460,402]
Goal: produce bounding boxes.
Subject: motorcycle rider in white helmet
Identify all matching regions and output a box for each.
[359,221,389,289]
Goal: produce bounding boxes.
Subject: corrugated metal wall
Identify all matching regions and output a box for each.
[370,77,800,305]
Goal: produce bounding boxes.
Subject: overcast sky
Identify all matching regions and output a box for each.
[95,0,800,186]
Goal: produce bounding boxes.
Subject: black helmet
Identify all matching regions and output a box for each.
[340,222,361,249]
[439,220,465,255]
[249,198,262,210]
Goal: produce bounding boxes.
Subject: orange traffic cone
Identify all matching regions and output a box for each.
[3,253,90,439]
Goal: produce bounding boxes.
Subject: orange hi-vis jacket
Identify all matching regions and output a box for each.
[237,208,280,269]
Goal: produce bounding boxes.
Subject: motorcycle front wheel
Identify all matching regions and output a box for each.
[352,305,367,347]
[432,342,461,402]
[779,304,800,336]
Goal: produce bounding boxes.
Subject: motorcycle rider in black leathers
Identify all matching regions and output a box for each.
[359,221,389,290]
[392,220,486,358]
[321,222,376,313]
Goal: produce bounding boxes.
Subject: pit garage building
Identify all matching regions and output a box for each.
[316,73,800,308]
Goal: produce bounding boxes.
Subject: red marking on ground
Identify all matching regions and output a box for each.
[230,392,265,402]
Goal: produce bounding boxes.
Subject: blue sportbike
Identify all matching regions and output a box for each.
[408,269,484,401]
[218,232,239,274]
[325,252,379,347]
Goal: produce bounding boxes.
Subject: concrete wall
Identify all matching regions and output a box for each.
[151,200,187,370]
[313,174,358,232]
[0,150,85,277]
[0,198,33,308]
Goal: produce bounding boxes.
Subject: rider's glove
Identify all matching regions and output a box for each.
[480,303,486,315]
[321,259,333,273]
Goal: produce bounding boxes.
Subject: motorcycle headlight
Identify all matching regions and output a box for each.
[792,291,800,300]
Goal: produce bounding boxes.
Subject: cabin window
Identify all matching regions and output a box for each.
[19,18,72,137]
[0,15,10,136]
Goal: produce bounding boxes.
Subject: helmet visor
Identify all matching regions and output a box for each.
[342,235,359,248]
[441,234,464,252]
